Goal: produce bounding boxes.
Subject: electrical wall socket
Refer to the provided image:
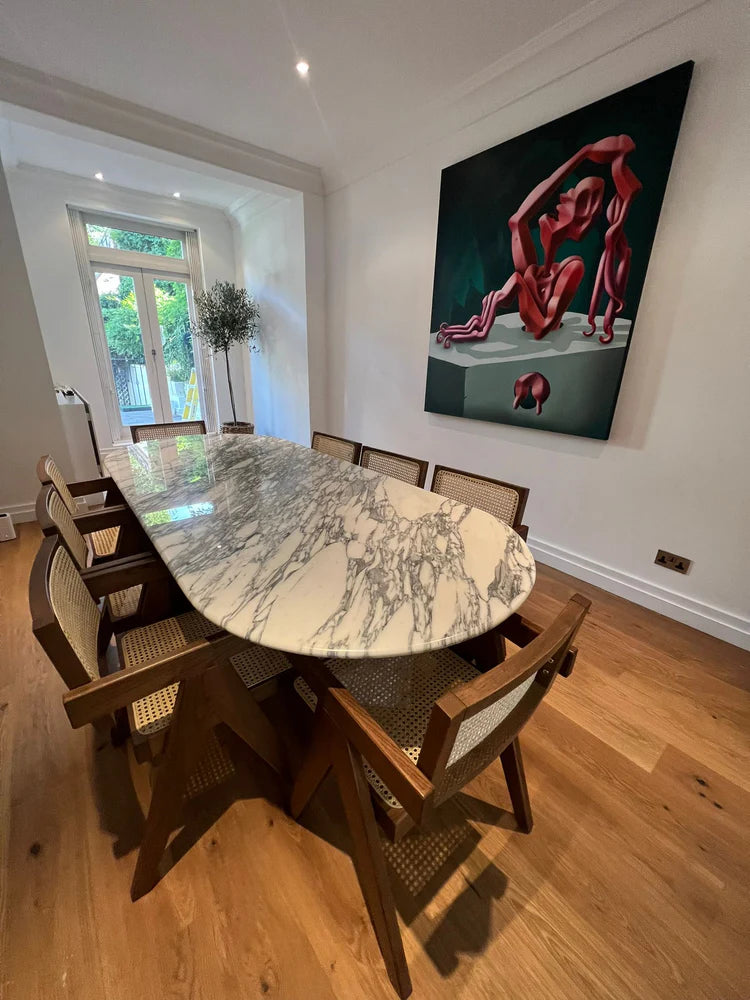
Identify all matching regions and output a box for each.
[655,549,692,574]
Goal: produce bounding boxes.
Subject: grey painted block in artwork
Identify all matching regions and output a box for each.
[425,312,632,439]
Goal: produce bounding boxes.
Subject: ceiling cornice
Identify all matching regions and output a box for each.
[7,159,240,218]
[0,57,324,196]
[325,0,708,192]
[227,189,290,223]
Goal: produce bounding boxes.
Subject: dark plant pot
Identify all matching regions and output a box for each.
[221,421,254,435]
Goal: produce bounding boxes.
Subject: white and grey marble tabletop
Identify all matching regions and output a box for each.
[105,434,535,659]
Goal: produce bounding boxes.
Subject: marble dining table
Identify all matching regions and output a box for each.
[104,433,536,659]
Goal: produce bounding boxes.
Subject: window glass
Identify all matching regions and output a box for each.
[86,223,184,259]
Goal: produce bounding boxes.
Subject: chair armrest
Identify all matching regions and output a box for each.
[67,476,117,497]
[324,687,434,825]
[455,595,591,713]
[498,613,579,677]
[80,553,169,599]
[72,505,134,533]
[63,632,247,728]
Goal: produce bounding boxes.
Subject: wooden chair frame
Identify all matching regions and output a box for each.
[29,536,171,690]
[30,535,287,901]
[35,483,173,630]
[130,420,206,443]
[359,446,429,488]
[35,482,151,554]
[289,595,590,998]
[311,431,363,465]
[430,464,531,540]
[37,454,124,503]
[36,454,154,561]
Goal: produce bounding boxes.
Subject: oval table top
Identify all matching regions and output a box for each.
[104,434,535,659]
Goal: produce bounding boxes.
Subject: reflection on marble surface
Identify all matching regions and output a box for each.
[143,502,215,526]
[105,434,535,658]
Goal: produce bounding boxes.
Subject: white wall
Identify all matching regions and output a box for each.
[324,0,750,647]
[303,192,328,436]
[5,165,248,448]
[233,190,326,444]
[0,152,70,519]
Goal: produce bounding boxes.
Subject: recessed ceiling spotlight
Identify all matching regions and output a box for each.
[94,171,104,180]
[296,60,309,77]
[172,191,181,198]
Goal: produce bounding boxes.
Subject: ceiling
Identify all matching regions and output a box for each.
[0,106,264,212]
[0,0,593,185]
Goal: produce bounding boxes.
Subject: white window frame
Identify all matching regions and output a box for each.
[68,207,219,442]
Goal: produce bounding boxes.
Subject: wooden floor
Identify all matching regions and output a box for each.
[1,522,748,999]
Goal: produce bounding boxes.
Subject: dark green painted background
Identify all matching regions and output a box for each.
[429,63,694,331]
[425,63,693,439]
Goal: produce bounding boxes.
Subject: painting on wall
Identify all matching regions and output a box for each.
[424,62,694,440]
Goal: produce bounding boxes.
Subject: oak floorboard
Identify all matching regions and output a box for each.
[1,522,748,999]
[525,565,750,691]
[545,656,668,770]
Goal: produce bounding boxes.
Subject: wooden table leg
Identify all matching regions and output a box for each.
[290,707,332,819]
[204,660,287,779]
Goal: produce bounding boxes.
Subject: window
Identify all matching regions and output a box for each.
[69,210,217,442]
[86,222,184,259]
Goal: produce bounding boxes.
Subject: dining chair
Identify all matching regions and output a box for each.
[131,419,206,442]
[35,482,162,628]
[37,453,124,557]
[431,464,530,540]
[289,595,590,998]
[360,446,429,488]
[311,431,362,464]
[29,534,292,900]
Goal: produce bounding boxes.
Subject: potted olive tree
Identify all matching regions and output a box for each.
[192,280,260,434]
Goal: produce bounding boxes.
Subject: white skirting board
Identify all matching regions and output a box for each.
[3,502,36,525]
[529,537,750,652]
[4,494,99,527]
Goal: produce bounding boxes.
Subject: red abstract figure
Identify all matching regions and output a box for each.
[436,136,642,347]
[513,372,551,415]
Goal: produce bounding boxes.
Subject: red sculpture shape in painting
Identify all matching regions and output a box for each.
[513,372,551,415]
[436,135,642,347]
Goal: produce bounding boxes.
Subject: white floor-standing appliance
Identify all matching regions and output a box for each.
[55,386,104,507]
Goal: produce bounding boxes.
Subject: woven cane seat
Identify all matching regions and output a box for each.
[121,611,291,738]
[107,585,142,620]
[431,468,519,527]
[294,649,535,808]
[89,525,119,557]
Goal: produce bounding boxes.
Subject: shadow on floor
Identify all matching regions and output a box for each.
[88,718,285,878]
[274,687,584,980]
[88,730,145,859]
[87,681,579,983]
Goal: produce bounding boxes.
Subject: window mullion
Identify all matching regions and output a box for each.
[86,245,189,274]
[133,271,169,423]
